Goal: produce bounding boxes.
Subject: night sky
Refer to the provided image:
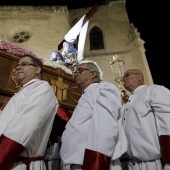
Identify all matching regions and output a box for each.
[126,0,170,89]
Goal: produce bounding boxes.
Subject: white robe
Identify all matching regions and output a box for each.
[120,85,170,170]
[0,79,59,170]
[60,82,127,170]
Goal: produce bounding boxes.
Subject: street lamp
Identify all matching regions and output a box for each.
[110,55,129,103]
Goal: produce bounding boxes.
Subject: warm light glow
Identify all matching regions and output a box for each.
[110,55,125,91]
[110,55,129,103]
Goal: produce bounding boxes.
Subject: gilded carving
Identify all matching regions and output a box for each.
[51,77,69,102]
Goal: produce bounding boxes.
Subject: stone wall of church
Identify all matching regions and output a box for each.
[69,2,153,87]
[0,6,70,60]
[0,3,153,93]
[70,2,130,55]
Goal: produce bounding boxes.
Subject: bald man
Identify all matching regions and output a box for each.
[120,68,170,170]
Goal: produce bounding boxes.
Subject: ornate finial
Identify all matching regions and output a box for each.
[110,55,129,101]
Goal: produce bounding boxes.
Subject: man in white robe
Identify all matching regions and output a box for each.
[60,60,127,170]
[0,54,58,170]
[120,68,170,170]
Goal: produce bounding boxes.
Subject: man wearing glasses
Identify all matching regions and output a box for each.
[60,60,127,170]
[0,54,58,170]
[120,68,170,170]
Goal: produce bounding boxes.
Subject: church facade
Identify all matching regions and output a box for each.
[0,1,153,93]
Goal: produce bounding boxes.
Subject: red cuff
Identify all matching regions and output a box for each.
[160,135,170,165]
[0,134,25,170]
[82,149,111,170]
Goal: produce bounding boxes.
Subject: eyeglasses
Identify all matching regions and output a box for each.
[16,62,37,69]
[73,68,90,76]
[123,72,139,79]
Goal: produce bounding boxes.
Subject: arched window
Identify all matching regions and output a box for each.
[89,26,104,50]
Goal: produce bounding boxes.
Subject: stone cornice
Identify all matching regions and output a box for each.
[0,6,69,19]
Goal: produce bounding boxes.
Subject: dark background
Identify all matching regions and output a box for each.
[1,0,169,89]
[126,0,170,89]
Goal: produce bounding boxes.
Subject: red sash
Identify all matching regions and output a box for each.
[82,149,111,170]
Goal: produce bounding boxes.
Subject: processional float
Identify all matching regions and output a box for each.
[50,3,99,71]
